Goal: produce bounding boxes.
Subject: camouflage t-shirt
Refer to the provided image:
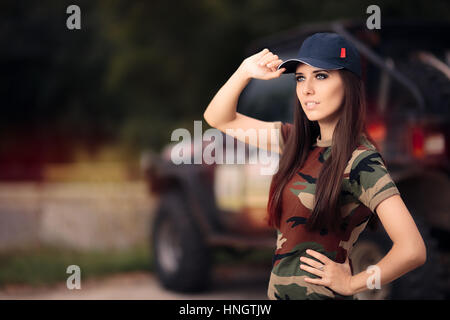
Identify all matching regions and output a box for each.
[267,122,400,300]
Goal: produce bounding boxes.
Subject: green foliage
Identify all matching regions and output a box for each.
[0,245,152,287]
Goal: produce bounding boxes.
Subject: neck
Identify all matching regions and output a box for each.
[318,117,338,142]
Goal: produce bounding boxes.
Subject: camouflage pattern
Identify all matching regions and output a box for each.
[267,122,400,300]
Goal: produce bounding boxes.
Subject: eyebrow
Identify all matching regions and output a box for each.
[294,69,330,75]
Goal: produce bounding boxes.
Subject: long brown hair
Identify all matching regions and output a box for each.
[267,69,379,233]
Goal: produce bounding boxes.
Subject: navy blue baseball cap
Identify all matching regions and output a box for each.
[277,32,362,78]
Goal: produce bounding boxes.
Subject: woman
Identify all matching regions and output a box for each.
[203,33,426,300]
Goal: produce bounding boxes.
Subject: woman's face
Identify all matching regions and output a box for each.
[295,63,344,124]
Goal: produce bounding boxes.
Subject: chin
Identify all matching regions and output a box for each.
[305,110,337,123]
[304,112,322,122]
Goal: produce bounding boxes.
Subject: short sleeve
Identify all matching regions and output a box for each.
[273,121,293,154]
[344,149,400,213]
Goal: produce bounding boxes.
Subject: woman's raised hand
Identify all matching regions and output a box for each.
[239,48,286,80]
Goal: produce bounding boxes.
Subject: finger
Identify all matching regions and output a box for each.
[264,68,285,79]
[300,264,325,277]
[256,51,271,64]
[269,64,278,73]
[254,48,269,60]
[300,256,325,270]
[258,52,275,66]
[262,54,279,67]
[306,249,332,265]
[304,277,326,286]
[262,54,278,66]
[266,59,283,68]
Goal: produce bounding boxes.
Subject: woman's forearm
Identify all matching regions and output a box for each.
[203,65,251,128]
[350,243,426,295]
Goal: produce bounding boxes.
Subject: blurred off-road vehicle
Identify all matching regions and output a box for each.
[142,20,450,299]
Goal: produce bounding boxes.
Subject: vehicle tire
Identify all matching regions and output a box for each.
[151,191,211,292]
[352,214,445,300]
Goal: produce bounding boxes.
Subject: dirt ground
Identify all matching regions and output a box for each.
[0,265,270,300]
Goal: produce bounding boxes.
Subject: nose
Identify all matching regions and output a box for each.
[302,78,315,95]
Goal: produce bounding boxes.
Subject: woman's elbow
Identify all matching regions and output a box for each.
[397,241,426,268]
[203,110,218,128]
[416,244,427,266]
[410,241,427,267]
[203,110,213,127]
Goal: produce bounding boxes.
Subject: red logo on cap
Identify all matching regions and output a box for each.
[340,48,346,58]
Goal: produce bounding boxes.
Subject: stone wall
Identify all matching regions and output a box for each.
[0,182,156,251]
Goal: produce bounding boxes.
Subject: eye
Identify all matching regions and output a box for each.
[295,76,305,82]
[316,73,328,80]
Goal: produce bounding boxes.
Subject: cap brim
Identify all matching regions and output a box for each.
[278,57,343,74]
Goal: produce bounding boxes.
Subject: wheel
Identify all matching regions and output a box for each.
[352,214,445,299]
[151,191,211,292]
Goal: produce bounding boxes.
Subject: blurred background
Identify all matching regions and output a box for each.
[0,0,449,299]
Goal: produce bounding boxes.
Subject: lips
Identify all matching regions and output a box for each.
[304,101,320,110]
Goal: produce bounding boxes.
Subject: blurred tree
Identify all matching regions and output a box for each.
[0,0,119,179]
